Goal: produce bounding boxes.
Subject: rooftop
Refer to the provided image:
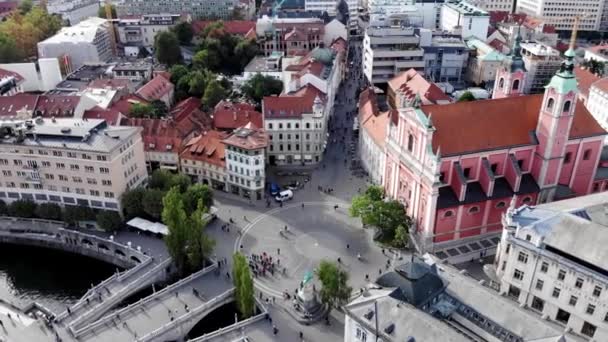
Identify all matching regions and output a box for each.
[213,101,263,131]
[359,88,390,147]
[586,44,608,57]
[39,17,108,45]
[263,84,326,119]
[222,122,268,150]
[244,55,282,73]
[444,0,488,16]
[520,42,560,57]
[180,130,227,167]
[574,67,601,100]
[136,75,174,102]
[388,69,451,106]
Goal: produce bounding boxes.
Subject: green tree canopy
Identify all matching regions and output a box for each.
[183,184,214,214]
[143,188,165,219]
[35,203,62,220]
[121,188,146,220]
[458,91,476,102]
[394,224,409,248]
[233,252,255,318]
[129,103,155,118]
[0,32,22,63]
[350,186,411,239]
[193,49,221,71]
[162,187,189,274]
[317,260,352,311]
[241,73,283,107]
[0,200,7,216]
[63,205,95,226]
[186,200,215,270]
[168,173,192,193]
[155,31,182,66]
[150,99,168,118]
[169,64,189,84]
[148,169,174,190]
[172,22,194,45]
[96,210,123,232]
[18,0,32,15]
[8,200,37,218]
[234,38,259,68]
[0,7,61,59]
[202,80,227,109]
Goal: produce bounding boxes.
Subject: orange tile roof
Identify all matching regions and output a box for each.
[388,69,451,105]
[83,106,122,125]
[0,94,37,118]
[263,84,325,118]
[591,78,608,94]
[180,130,227,167]
[0,67,23,83]
[222,122,268,150]
[192,20,255,37]
[213,100,263,130]
[422,94,606,156]
[88,78,131,90]
[109,94,149,115]
[358,88,388,147]
[34,95,80,117]
[136,75,174,101]
[575,67,601,99]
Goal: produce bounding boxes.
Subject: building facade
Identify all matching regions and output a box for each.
[421,33,469,85]
[469,0,514,11]
[47,0,99,25]
[114,14,184,48]
[256,16,325,56]
[180,130,228,191]
[466,37,506,85]
[0,118,146,212]
[440,0,490,40]
[383,42,608,254]
[494,192,608,340]
[586,78,608,136]
[117,0,237,20]
[358,88,389,185]
[517,0,606,32]
[520,41,562,94]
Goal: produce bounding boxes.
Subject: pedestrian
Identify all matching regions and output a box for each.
[300,331,304,339]
[337,257,341,263]
[346,244,350,249]
[273,325,278,335]
[277,248,280,255]
[365,274,369,280]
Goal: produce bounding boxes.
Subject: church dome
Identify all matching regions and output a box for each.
[311,46,335,65]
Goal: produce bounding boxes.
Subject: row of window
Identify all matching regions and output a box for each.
[0,150,112,161]
[228,175,262,188]
[267,122,321,130]
[228,165,261,177]
[226,153,261,165]
[442,197,532,218]
[271,133,320,141]
[0,192,118,209]
[528,294,599,338]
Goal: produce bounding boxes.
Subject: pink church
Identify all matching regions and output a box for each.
[383,35,608,253]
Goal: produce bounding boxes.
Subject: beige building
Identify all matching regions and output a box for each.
[466,37,507,85]
[180,130,228,192]
[0,118,147,212]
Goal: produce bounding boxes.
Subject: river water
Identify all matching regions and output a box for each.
[0,242,116,314]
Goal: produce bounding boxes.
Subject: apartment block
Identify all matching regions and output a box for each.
[117,0,237,20]
[517,0,606,32]
[0,118,147,212]
[114,14,184,48]
[47,0,100,25]
[440,0,490,40]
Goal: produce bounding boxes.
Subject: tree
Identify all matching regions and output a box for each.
[200,21,225,39]
[393,224,408,248]
[458,91,476,102]
[349,185,384,220]
[143,189,165,219]
[233,252,255,318]
[121,188,146,220]
[183,184,214,214]
[193,49,220,71]
[97,4,116,19]
[35,203,62,220]
[234,38,259,69]
[18,0,32,15]
[129,103,154,118]
[0,32,22,63]
[8,200,37,218]
[162,187,189,274]
[150,100,168,118]
[0,200,7,216]
[172,22,194,45]
[241,73,283,106]
[63,205,95,226]
[202,80,227,109]
[97,210,123,232]
[350,186,410,239]
[186,200,215,270]
[155,31,182,66]
[168,173,192,193]
[169,64,189,84]
[148,169,174,190]
[188,69,215,97]
[582,58,606,76]
[317,260,352,312]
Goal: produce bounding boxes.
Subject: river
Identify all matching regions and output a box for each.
[0,242,116,314]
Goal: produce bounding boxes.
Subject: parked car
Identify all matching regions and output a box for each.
[270,183,281,196]
[286,181,301,191]
[275,189,294,202]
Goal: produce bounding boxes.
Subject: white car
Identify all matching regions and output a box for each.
[275,189,294,202]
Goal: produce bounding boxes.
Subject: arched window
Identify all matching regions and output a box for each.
[496,201,506,208]
[468,206,480,214]
[546,98,554,110]
[499,78,504,89]
[563,100,571,113]
[512,79,520,90]
[444,210,454,218]
[407,134,414,152]
[522,196,532,204]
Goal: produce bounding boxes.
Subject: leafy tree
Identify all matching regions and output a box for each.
[350,186,410,239]
[97,4,116,19]
[168,173,192,193]
[129,103,154,118]
[234,38,259,69]
[183,184,214,215]
[233,252,255,318]
[63,205,95,226]
[0,32,22,63]
[8,200,37,218]
[193,49,220,71]
[202,80,227,109]
[35,203,62,220]
[0,200,7,216]
[150,99,168,118]
[162,187,189,274]
[143,189,165,219]
[582,58,606,76]
[186,200,215,270]
[200,21,225,39]
[241,73,283,106]
[148,169,174,190]
[0,8,61,58]
[458,91,476,102]
[96,210,123,232]
[317,260,352,312]
[172,22,194,45]
[121,188,146,220]
[154,31,182,66]
[169,64,189,84]
[393,224,408,248]
[188,69,214,97]
[18,0,32,15]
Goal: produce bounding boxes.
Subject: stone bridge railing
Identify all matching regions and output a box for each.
[74,262,217,338]
[136,288,236,342]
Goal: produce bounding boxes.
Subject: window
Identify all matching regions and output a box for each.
[569,295,577,306]
[444,210,453,218]
[506,244,511,254]
[575,278,584,289]
[522,196,532,204]
[531,296,544,311]
[587,304,596,315]
[564,152,572,163]
[536,279,544,290]
[268,123,273,130]
[499,77,504,89]
[547,98,554,110]
[355,326,367,342]
[540,262,548,273]
[512,79,520,90]
[491,163,498,173]
[581,322,596,338]
[563,100,571,113]
[555,308,570,324]
[517,159,524,169]
[278,123,283,129]
[557,269,566,281]
[583,149,591,160]
[517,252,528,263]
[85,166,94,173]
[496,201,506,208]
[513,269,524,281]
[463,167,471,179]
[552,287,561,298]
[287,123,291,129]
[508,285,520,299]
[468,206,479,214]
[407,134,414,152]
[593,285,602,298]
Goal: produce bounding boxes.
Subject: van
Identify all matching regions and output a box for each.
[275,189,293,202]
[270,183,281,196]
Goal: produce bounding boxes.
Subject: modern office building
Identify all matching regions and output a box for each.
[37,18,113,71]
[421,33,469,85]
[47,0,99,25]
[440,0,490,40]
[468,0,514,11]
[517,0,606,32]
[413,0,445,30]
[114,14,184,48]
[0,118,147,211]
[117,0,237,20]
[494,192,608,340]
[520,41,562,94]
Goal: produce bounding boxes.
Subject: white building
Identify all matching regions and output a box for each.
[517,0,605,32]
[304,0,340,13]
[114,14,184,48]
[0,118,147,211]
[413,0,444,30]
[440,0,490,40]
[243,53,284,81]
[37,17,113,71]
[117,0,237,20]
[367,0,422,27]
[47,0,99,25]
[520,41,562,94]
[584,45,608,64]
[363,26,425,84]
[468,0,514,11]
[586,78,608,135]
[358,88,388,185]
[494,192,608,341]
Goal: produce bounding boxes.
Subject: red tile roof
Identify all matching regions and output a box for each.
[0,94,37,118]
[591,78,608,94]
[489,11,526,26]
[88,78,131,90]
[263,84,325,119]
[388,69,451,106]
[34,95,80,117]
[180,130,227,167]
[83,106,122,125]
[192,20,256,36]
[422,94,606,156]
[109,94,149,115]
[358,88,389,147]
[0,1,16,17]
[575,67,601,100]
[585,44,608,55]
[222,122,268,150]
[0,67,23,83]
[213,100,263,131]
[136,75,174,102]
[121,118,187,153]
[170,97,213,134]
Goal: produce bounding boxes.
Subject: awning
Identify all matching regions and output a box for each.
[127,217,168,236]
[304,155,312,160]
[294,155,302,160]
[277,155,286,160]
